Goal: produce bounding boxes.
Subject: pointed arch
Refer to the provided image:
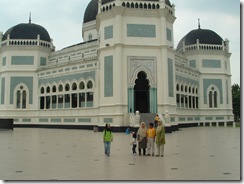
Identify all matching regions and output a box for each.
[134,71,150,113]
[207,85,220,108]
[14,83,29,109]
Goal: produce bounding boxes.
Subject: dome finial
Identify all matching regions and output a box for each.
[198,18,201,29]
[29,12,31,24]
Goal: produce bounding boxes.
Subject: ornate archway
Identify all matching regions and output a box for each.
[134,71,150,113]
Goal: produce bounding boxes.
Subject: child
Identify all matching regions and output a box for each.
[103,123,113,157]
[146,123,156,156]
[130,132,137,156]
[125,127,130,134]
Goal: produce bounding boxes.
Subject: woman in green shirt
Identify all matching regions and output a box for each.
[155,120,165,157]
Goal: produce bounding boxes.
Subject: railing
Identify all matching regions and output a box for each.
[100,0,175,16]
[178,43,229,53]
[1,39,54,50]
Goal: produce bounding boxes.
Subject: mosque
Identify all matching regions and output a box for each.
[0,0,234,131]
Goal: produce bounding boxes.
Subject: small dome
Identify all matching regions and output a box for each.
[83,0,172,23]
[2,23,51,42]
[177,28,223,51]
[83,0,98,23]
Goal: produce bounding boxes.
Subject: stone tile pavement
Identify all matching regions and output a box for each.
[0,126,241,181]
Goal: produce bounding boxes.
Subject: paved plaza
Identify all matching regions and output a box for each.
[0,126,241,181]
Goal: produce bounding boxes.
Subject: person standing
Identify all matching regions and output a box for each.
[136,122,147,156]
[155,120,165,157]
[103,123,113,157]
[146,123,156,156]
[130,132,137,156]
[125,127,130,134]
[154,114,159,128]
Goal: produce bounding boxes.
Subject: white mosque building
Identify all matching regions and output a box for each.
[0,0,234,131]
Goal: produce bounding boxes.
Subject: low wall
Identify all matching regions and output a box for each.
[0,119,14,130]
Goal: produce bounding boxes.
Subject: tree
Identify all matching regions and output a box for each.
[232,84,240,122]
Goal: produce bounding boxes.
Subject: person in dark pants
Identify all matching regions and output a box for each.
[136,122,147,156]
[103,123,113,157]
[130,132,137,156]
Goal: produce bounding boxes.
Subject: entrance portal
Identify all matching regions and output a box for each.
[134,71,149,113]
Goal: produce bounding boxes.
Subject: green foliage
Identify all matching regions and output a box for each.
[232,84,240,122]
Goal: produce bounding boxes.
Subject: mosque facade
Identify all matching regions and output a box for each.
[0,0,234,129]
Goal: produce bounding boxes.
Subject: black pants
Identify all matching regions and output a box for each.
[132,145,137,154]
[138,148,146,155]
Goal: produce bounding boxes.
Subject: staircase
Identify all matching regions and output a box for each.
[139,113,157,127]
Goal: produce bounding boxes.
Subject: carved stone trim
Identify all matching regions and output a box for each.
[128,56,157,86]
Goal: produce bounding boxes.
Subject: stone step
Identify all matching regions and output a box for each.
[139,113,157,126]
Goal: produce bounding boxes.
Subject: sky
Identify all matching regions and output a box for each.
[0,0,241,85]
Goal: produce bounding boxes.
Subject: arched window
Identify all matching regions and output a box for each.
[22,90,27,109]
[185,86,187,92]
[79,81,85,90]
[40,87,45,94]
[52,85,57,93]
[209,91,213,108]
[46,86,50,93]
[16,90,21,109]
[87,81,93,89]
[214,91,218,108]
[65,84,70,91]
[208,87,218,108]
[176,84,179,91]
[72,83,77,90]
[15,85,28,109]
[189,87,191,93]
[58,84,63,92]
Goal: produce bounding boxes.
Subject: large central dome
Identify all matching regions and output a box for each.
[83,0,172,23]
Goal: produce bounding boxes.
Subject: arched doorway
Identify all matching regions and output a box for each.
[134,71,149,113]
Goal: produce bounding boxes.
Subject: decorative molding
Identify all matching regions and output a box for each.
[127,56,157,86]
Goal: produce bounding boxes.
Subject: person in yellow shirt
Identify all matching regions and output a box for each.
[146,123,156,156]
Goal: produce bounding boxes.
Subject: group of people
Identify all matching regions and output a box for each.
[132,120,165,157]
[102,115,165,157]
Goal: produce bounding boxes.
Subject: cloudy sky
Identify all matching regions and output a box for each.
[0,0,241,85]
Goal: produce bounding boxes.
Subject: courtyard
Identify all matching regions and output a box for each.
[0,126,241,181]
